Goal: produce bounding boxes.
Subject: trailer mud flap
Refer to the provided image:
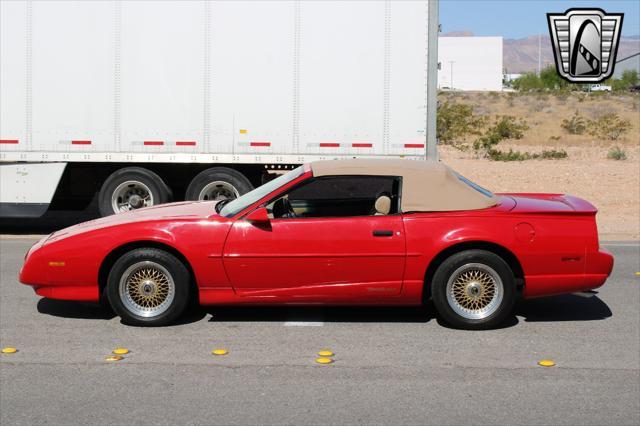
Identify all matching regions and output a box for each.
[0,163,67,217]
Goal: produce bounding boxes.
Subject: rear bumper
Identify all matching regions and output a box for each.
[524,248,614,298]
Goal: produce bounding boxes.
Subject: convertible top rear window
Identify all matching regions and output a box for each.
[455,173,494,198]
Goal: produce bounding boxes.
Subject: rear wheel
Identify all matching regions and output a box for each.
[185,167,253,201]
[431,250,516,330]
[98,167,172,216]
[107,248,190,326]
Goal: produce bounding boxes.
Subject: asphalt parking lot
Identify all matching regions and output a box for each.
[1,236,639,425]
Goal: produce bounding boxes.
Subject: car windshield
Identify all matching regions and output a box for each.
[455,172,494,198]
[219,166,305,218]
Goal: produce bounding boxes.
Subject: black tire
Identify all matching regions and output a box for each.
[185,167,253,201]
[431,249,516,330]
[98,167,172,216]
[107,248,190,326]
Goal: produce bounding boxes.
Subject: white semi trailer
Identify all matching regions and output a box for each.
[0,0,439,218]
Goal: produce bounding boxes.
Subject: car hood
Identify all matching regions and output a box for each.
[46,201,221,244]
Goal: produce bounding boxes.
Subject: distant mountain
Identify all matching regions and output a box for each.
[442,31,640,73]
[504,35,640,73]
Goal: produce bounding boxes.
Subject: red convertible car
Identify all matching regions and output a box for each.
[20,160,613,329]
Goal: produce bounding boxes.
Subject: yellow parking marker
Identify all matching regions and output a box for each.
[105,355,123,362]
[317,350,334,357]
[211,349,228,356]
[635,272,640,276]
[315,357,333,364]
[538,360,556,367]
[113,348,130,355]
[1,347,18,354]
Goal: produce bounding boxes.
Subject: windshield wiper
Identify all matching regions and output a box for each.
[215,199,231,213]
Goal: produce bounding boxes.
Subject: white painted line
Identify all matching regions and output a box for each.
[284,321,324,327]
[0,235,47,240]
[284,309,325,326]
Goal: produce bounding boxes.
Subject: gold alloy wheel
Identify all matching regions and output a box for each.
[445,263,504,320]
[118,261,176,318]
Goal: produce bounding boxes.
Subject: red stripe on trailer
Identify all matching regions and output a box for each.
[319,142,340,148]
[176,141,196,146]
[71,140,91,145]
[144,141,164,146]
[404,143,424,148]
[250,142,271,147]
[352,143,372,148]
[0,139,19,144]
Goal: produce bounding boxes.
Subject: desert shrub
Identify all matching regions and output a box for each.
[588,113,632,140]
[436,101,486,146]
[612,70,639,92]
[487,149,531,161]
[538,149,568,159]
[549,135,561,141]
[491,115,529,139]
[473,116,528,153]
[487,148,568,161]
[561,111,588,134]
[540,65,569,90]
[607,146,627,160]
[513,72,544,91]
[512,66,571,91]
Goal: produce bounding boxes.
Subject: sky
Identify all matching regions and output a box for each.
[440,0,640,39]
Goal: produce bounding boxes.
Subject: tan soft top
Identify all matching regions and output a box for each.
[310,159,498,212]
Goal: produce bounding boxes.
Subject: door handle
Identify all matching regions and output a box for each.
[373,230,393,237]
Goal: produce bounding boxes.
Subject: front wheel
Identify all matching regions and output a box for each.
[107,248,190,326]
[431,250,516,330]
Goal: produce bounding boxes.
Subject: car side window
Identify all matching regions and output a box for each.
[268,175,400,219]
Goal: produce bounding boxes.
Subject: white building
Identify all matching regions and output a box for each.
[438,37,503,91]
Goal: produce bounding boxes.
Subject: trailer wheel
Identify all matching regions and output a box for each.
[99,167,172,216]
[185,167,253,201]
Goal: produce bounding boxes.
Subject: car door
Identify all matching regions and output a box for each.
[222,176,406,301]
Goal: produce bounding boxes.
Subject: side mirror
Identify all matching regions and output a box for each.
[245,207,270,223]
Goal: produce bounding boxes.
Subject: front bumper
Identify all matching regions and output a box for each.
[19,234,100,302]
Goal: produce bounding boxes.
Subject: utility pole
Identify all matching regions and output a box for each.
[538,34,541,75]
